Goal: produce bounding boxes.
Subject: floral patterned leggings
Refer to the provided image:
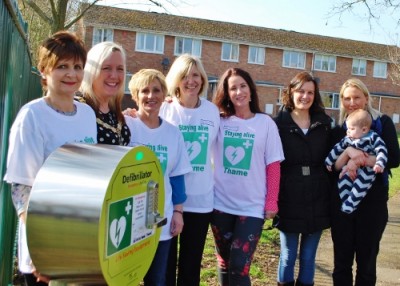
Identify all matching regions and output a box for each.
[211,209,264,286]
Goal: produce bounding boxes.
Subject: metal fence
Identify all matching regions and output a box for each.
[0,0,41,285]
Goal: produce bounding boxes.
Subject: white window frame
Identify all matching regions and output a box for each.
[174,37,202,57]
[221,42,239,62]
[373,61,387,78]
[282,50,306,69]
[135,32,164,54]
[352,59,367,76]
[320,92,340,109]
[314,54,336,72]
[248,46,265,65]
[92,28,114,46]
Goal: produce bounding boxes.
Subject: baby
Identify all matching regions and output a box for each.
[325,109,387,213]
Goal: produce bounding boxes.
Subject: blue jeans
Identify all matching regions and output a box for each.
[144,239,172,286]
[277,231,322,284]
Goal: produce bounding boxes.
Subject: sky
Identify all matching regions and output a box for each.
[97,0,399,46]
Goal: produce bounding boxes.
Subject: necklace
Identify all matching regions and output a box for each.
[46,100,77,116]
[96,117,123,145]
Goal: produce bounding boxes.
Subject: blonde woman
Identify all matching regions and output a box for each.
[330,78,399,285]
[127,69,192,285]
[162,54,220,286]
[80,41,131,145]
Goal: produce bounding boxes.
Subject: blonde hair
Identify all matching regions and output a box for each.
[165,54,208,98]
[339,78,381,125]
[129,69,167,103]
[346,109,372,130]
[80,41,126,122]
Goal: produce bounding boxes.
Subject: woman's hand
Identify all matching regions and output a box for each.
[165,96,173,103]
[122,107,137,117]
[264,211,277,220]
[339,159,358,180]
[346,147,368,166]
[33,270,50,283]
[334,146,368,172]
[170,210,184,236]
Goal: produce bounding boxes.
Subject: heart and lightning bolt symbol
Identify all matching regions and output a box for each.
[185,141,201,161]
[225,146,245,165]
[110,216,127,248]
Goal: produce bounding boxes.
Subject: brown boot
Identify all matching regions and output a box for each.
[277,282,295,286]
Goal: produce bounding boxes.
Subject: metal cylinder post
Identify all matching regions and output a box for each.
[27,143,164,286]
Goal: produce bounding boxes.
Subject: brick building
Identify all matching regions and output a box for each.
[78,5,400,130]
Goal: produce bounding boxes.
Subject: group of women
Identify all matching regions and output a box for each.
[4,30,399,286]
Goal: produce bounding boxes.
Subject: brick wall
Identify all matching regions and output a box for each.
[82,27,400,131]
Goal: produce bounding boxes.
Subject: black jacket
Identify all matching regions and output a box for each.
[274,108,332,234]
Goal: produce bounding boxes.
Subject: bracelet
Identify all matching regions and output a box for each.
[173,209,183,215]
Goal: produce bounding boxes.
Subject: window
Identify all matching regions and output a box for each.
[136,33,164,54]
[248,46,265,64]
[373,61,387,78]
[352,59,367,76]
[208,79,218,101]
[125,73,132,94]
[282,50,305,69]
[92,28,113,46]
[175,37,201,56]
[320,92,339,109]
[314,54,336,72]
[221,43,239,62]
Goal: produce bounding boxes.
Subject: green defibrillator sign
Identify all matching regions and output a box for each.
[99,146,165,285]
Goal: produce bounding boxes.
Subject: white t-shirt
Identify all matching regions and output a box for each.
[4,97,97,273]
[159,98,220,212]
[5,98,97,186]
[126,116,192,240]
[213,114,284,219]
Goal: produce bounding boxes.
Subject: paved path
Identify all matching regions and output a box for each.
[313,192,400,285]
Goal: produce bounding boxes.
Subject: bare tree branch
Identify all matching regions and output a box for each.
[327,1,400,84]
[64,0,102,30]
[388,46,400,86]
[22,0,52,24]
[327,0,400,32]
[18,0,186,61]
[48,0,58,26]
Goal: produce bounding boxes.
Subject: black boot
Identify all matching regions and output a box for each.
[277,282,295,286]
[295,279,314,286]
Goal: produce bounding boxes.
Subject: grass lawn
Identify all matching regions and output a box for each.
[389,132,400,197]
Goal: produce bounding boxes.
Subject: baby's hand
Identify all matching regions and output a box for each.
[326,165,332,172]
[373,165,384,174]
